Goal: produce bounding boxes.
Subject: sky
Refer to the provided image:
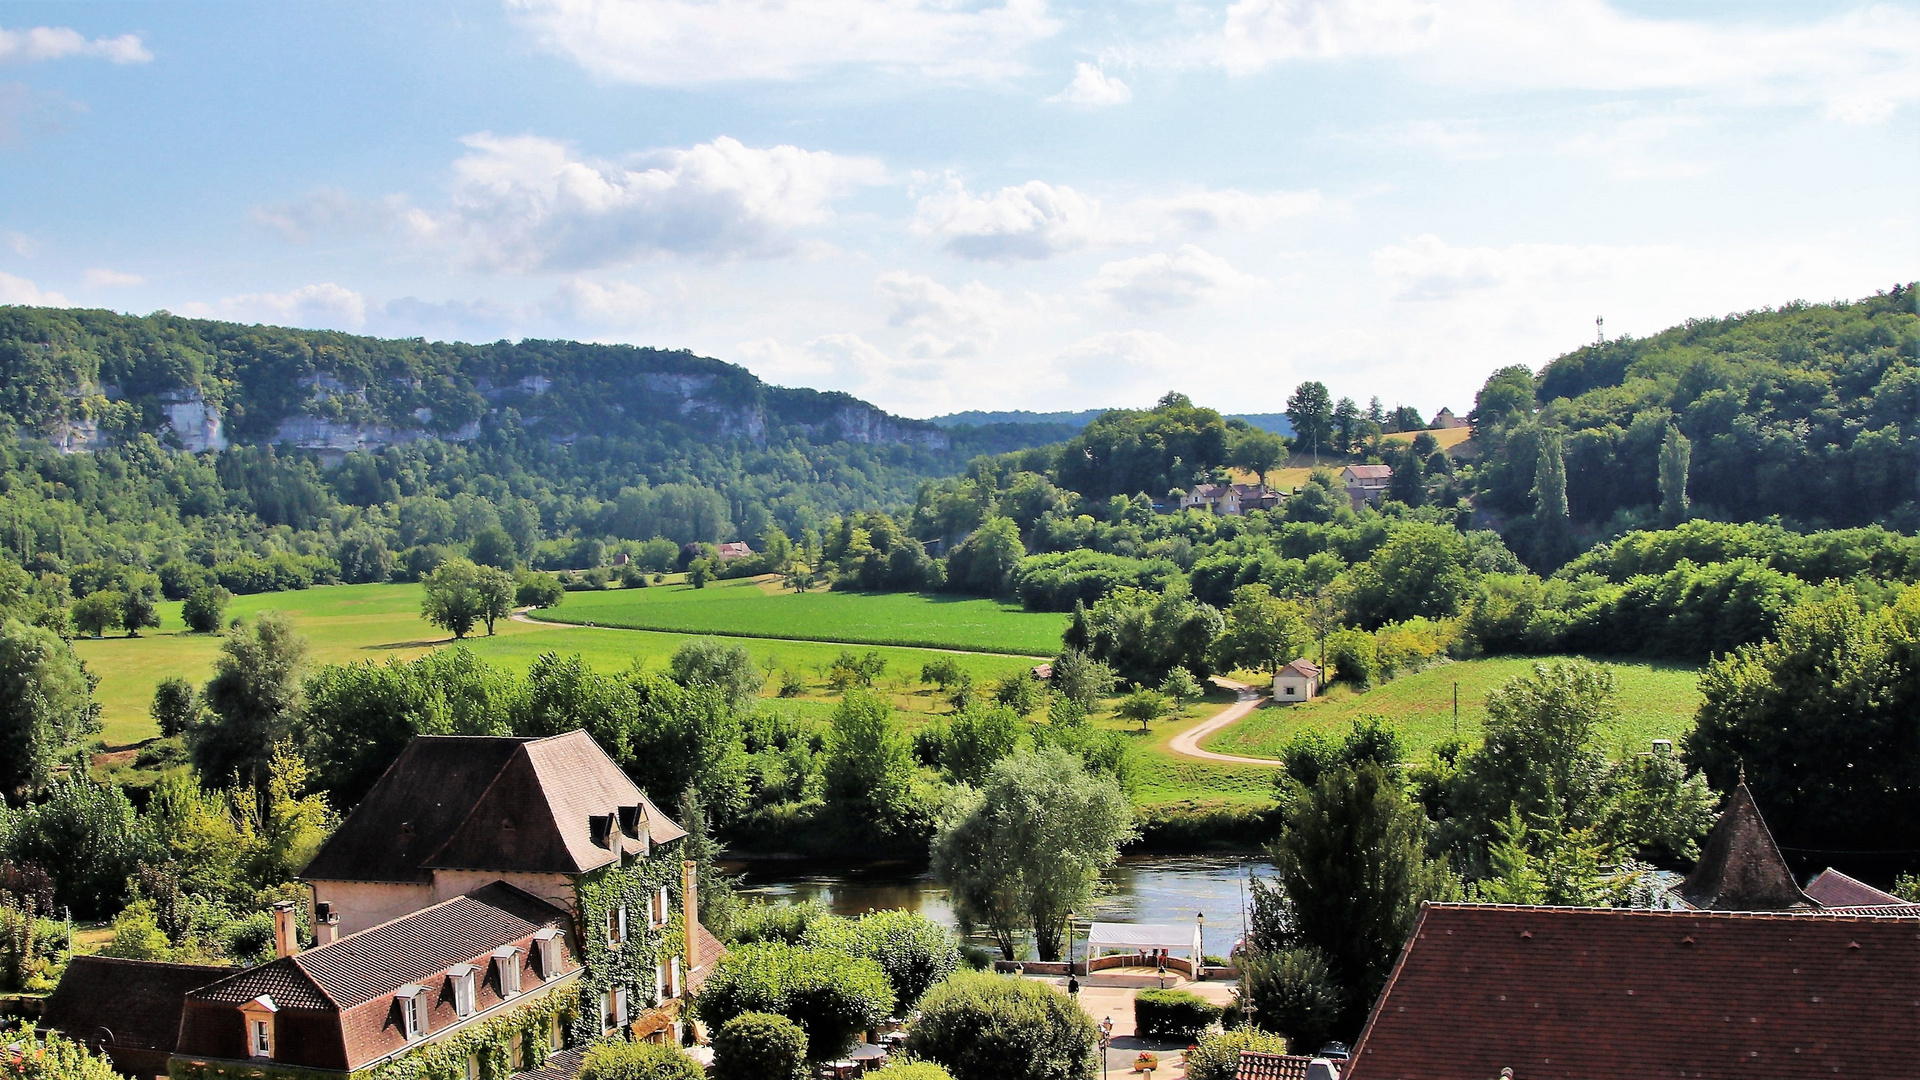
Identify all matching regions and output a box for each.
[0,1,1915,420]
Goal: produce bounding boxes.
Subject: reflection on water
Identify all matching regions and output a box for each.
[725,855,1274,960]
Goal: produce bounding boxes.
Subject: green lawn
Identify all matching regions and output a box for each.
[1201,656,1704,761]
[530,576,1066,656]
[72,582,1040,747]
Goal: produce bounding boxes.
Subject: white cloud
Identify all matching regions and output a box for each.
[1137,188,1325,233]
[414,133,886,271]
[253,188,408,243]
[505,0,1060,84]
[5,233,33,258]
[1050,62,1132,107]
[0,23,150,64]
[912,176,1119,261]
[182,283,369,329]
[1053,330,1184,398]
[0,271,66,306]
[82,268,143,287]
[875,271,1042,358]
[1091,245,1264,313]
[1217,0,1920,122]
[540,277,658,327]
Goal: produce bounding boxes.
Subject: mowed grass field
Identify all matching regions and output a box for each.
[533,576,1066,656]
[71,582,1042,747]
[1202,656,1703,761]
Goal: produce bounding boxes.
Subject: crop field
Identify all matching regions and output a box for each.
[530,576,1067,656]
[72,582,1041,746]
[1201,656,1704,761]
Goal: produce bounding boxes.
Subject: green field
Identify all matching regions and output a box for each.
[531,576,1066,656]
[72,582,1042,747]
[1202,656,1704,761]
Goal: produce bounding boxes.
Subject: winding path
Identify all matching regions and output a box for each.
[1166,678,1284,766]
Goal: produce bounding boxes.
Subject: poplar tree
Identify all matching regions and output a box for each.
[1659,424,1692,524]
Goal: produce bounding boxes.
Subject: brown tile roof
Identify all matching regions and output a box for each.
[1342,465,1392,480]
[1237,1051,1312,1079]
[40,956,234,1075]
[685,922,726,996]
[302,731,683,884]
[1676,783,1813,910]
[1279,659,1321,678]
[1347,903,1920,1080]
[190,884,568,1011]
[1804,867,1910,908]
[519,1047,584,1080]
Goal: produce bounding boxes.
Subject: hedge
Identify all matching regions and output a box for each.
[1133,988,1218,1042]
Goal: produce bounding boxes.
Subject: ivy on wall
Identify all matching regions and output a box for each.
[569,853,685,1045]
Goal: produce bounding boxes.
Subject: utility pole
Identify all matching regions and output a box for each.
[1596,316,1605,345]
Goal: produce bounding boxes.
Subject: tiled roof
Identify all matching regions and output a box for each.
[1805,867,1910,908]
[191,885,567,1011]
[303,731,683,883]
[686,921,726,996]
[1343,465,1392,480]
[1279,659,1321,678]
[1237,1051,1312,1079]
[1676,783,1813,910]
[41,956,233,1067]
[1347,903,1920,1080]
[519,1047,584,1080]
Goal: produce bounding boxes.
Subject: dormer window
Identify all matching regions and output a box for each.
[397,985,428,1040]
[448,964,477,1018]
[492,946,521,997]
[241,995,278,1060]
[532,929,563,978]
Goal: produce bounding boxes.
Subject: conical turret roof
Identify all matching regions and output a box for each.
[1677,783,1814,911]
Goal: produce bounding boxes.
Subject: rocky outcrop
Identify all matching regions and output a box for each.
[160,390,229,452]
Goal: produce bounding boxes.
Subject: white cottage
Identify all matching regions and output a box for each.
[1273,658,1321,703]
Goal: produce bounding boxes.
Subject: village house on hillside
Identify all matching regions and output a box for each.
[1179,482,1282,516]
[1341,464,1391,507]
[1272,659,1321,703]
[1429,407,1467,429]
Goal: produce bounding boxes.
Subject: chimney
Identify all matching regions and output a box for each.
[314,902,339,947]
[682,859,699,983]
[272,900,298,958]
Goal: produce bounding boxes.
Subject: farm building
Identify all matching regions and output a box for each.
[1273,658,1321,703]
[1341,465,1391,507]
[1430,407,1467,429]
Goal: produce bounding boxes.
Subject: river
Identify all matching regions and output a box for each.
[725,854,1274,960]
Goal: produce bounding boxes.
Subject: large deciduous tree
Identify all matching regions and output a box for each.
[932,746,1135,961]
[1286,382,1335,462]
[192,611,308,796]
[0,618,99,802]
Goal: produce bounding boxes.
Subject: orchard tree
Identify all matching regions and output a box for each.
[1115,688,1167,733]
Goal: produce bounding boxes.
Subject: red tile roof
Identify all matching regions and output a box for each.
[1279,659,1321,678]
[1237,1051,1313,1079]
[1347,903,1920,1080]
[1343,465,1392,480]
[1805,867,1910,909]
[303,731,683,884]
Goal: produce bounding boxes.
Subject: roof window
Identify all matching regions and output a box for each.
[448,964,478,1018]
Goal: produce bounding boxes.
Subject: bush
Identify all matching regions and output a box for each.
[1133,988,1218,1042]
[219,910,277,964]
[802,909,962,1012]
[727,900,829,945]
[873,1064,954,1080]
[515,572,566,609]
[102,900,171,960]
[694,941,894,1061]
[1240,947,1341,1055]
[2,1020,118,1080]
[182,585,231,634]
[1175,1022,1282,1068]
[1323,627,1378,689]
[577,1041,703,1080]
[151,677,200,738]
[903,971,1099,1080]
[712,1012,808,1080]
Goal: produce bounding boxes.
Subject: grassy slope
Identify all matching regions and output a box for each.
[1202,656,1703,761]
[73,582,1039,747]
[531,576,1065,656]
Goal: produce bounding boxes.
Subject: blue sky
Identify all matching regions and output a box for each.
[1,0,1915,418]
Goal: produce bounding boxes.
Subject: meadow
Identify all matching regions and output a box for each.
[531,576,1067,655]
[71,582,1041,746]
[1201,656,1704,761]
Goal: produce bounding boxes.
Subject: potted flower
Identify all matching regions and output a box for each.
[1134,1050,1159,1074]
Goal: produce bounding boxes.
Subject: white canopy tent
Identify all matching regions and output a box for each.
[1084,922,1203,962]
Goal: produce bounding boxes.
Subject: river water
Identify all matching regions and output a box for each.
[725,854,1274,960]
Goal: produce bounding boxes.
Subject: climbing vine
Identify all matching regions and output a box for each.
[569,854,684,1045]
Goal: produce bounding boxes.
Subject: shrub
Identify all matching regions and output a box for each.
[1133,988,1218,1042]
[102,900,171,960]
[1240,947,1341,1054]
[694,941,894,1061]
[2,1020,118,1080]
[712,1012,807,1080]
[1182,1028,1290,1080]
[577,1041,703,1080]
[802,909,962,1012]
[151,677,200,738]
[873,1063,954,1080]
[515,572,566,609]
[727,900,829,945]
[904,971,1098,1080]
[182,585,231,634]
